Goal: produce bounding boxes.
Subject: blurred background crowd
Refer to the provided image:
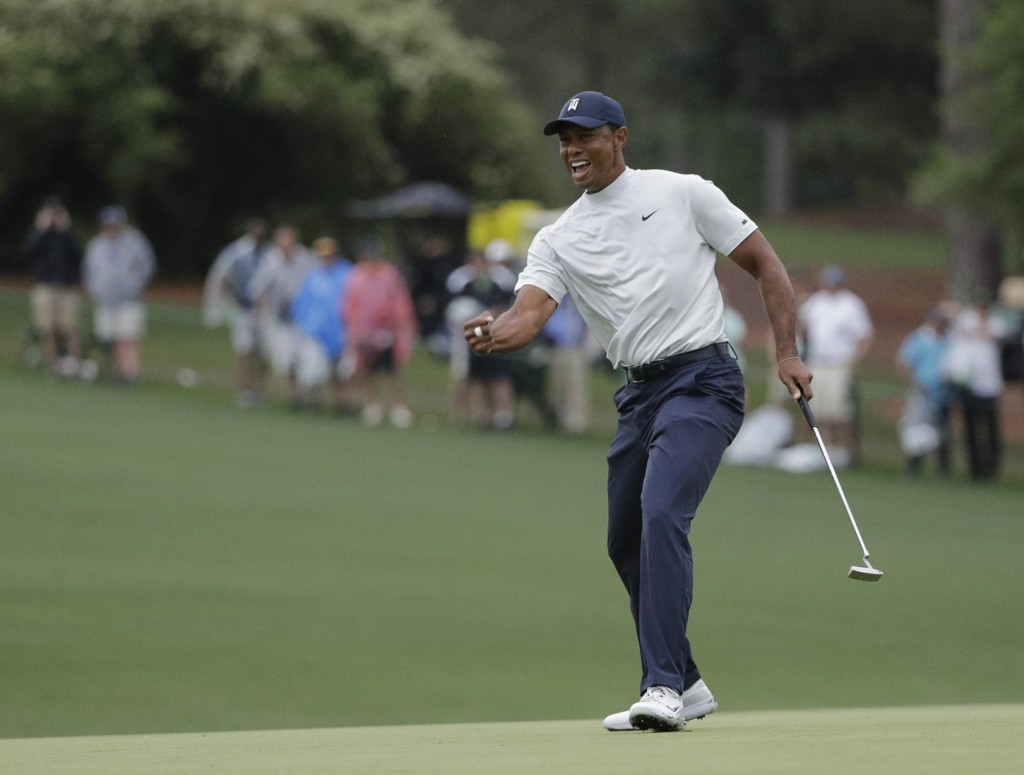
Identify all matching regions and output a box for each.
[18,195,608,437]
[17,192,1024,484]
[4,0,1024,482]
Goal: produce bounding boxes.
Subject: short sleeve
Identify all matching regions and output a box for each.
[689,178,758,256]
[515,228,569,303]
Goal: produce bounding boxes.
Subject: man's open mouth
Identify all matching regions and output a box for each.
[571,160,591,178]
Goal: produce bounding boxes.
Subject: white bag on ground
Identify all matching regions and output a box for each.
[725,404,794,465]
[899,389,940,456]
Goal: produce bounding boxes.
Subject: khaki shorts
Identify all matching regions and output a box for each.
[296,335,332,388]
[95,302,147,342]
[31,284,80,333]
[264,321,302,376]
[807,361,855,421]
[231,309,261,355]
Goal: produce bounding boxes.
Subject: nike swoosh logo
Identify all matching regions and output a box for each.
[641,210,659,221]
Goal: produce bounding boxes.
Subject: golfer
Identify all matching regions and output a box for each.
[465,91,813,731]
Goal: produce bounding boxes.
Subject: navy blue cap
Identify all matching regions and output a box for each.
[100,205,126,225]
[543,91,626,135]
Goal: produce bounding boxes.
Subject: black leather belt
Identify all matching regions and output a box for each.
[625,342,731,383]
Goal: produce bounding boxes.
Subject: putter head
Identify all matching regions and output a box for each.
[848,565,883,582]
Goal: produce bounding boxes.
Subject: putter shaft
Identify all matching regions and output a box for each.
[798,394,882,578]
[808,424,871,560]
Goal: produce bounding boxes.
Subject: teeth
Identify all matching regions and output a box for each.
[572,161,588,169]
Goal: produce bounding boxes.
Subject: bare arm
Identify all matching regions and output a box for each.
[728,229,813,400]
[464,284,558,355]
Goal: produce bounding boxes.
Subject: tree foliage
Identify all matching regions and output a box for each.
[673,0,938,206]
[917,0,1024,262]
[0,0,548,274]
[442,0,939,210]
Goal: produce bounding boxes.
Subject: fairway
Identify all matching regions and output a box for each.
[2,368,1023,740]
[0,705,1021,774]
[2,275,1024,773]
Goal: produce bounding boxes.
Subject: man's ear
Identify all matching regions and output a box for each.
[613,126,628,151]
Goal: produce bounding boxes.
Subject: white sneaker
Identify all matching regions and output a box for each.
[628,685,684,732]
[57,355,80,378]
[78,359,99,382]
[361,403,384,426]
[389,404,413,429]
[680,678,718,721]
[603,679,717,731]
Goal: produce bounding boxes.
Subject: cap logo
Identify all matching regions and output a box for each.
[567,98,580,111]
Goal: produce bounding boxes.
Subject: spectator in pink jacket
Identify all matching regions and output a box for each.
[342,238,418,428]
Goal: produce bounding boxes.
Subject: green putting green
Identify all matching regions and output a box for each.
[0,705,1020,774]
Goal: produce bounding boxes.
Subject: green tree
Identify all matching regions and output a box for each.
[442,0,939,214]
[0,0,549,275]
[918,0,1024,289]
[644,0,939,212]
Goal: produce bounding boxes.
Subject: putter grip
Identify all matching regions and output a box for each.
[797,392,817,430]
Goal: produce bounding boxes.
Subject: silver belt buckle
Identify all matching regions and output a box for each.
[627,366,645,383]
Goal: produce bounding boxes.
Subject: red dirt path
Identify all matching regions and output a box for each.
[717,263,1024,442]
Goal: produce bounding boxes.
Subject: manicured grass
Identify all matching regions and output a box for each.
[0,368,1022,740]
[759,219,947,271]
[2,706,1023,774]
[0,217,1021,748]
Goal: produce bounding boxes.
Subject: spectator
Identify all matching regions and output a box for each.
[896,305,953,478]
[447,243,518,431]
[250,226,315,404]
[291,237,355,413]
[408,235,461,341]
[995,276,1024,390]
[798,265,873,464]
[23,197,84,377]
[342,238,418,428]
[82,206,156,384]
[203,218,269,327]
[205,218,272,408]
[543,294,594,435]
[443,293,482,427]
[943,297,1007,481]
[479,240,561,430]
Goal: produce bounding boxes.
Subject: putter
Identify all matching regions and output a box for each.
[797,393,883,582]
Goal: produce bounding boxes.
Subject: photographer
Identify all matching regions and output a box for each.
[24,197,84,376]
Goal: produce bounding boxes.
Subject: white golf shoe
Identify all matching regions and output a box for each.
[628,685,684,731]
[602,679,718,731]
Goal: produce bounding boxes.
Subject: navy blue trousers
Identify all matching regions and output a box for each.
[607,350,745,695]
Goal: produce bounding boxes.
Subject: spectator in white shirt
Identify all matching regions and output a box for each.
[943,298,1007,480]
[798,265,873,463]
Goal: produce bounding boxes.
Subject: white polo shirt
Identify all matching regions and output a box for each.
[517,167,757,368]
[799,288,873,365]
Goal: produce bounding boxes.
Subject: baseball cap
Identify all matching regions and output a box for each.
[543,91,626,136]
[100,205,126,225]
